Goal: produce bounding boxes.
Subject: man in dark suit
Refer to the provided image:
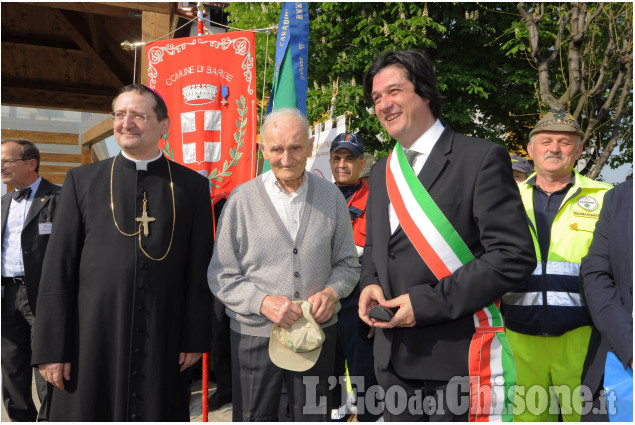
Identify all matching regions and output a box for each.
[580,179,633,421]
[1,138,60,421]
[358,50,536,421]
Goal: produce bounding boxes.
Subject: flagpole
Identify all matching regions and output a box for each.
[197,2,205,36]
[195,4,210,421]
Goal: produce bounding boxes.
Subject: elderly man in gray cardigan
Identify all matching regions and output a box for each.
[208,108,359,422]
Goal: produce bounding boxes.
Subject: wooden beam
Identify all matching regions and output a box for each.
[82,118,113,147]
[39,164,75,174]
[21,2,142,19]
[1,86,113,113]
[86,14,102,54]
[49,8,123,89]
[101,3,172,15]
[39,173,67,185]
[40,152,82,163]
[104,36,134,74]
[140,11,172,85]
[1,39,80,52]
[1,129,79,146]
[20,2,172,18]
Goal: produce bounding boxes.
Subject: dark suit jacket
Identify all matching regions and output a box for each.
[1,178,61,314]
[360,125,536,381]
[580,180,633,397]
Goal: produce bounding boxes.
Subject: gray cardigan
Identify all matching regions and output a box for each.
[208,172,360,337]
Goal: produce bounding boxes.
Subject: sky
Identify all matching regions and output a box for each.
[600,162,632,185]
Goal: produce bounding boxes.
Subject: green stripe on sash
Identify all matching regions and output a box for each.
[396,144,474,265]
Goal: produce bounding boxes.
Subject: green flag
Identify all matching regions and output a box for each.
[261,51,298,172]
[261,2,309,173]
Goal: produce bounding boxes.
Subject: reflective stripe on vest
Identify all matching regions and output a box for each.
[502,291,583,307]
[531,261,580,277]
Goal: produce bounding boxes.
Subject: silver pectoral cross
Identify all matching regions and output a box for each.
[136,192,156,237]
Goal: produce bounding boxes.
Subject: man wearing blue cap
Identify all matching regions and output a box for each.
[510,154,533,183]
[328,133,378,421]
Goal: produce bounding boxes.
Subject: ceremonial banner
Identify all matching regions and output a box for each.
[147,32,257,204]
[306,114,347,181]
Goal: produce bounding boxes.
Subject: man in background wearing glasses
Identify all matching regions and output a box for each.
[31,84,214,421]
[1,138,60,421]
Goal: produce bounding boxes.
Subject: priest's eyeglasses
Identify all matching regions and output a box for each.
[109,112,156,124]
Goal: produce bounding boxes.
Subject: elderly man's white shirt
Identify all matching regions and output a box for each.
[261,170,309,241]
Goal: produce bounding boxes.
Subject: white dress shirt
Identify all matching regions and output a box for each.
[1,177,42,277]
[261,170,308,241]
[389,119,445,234]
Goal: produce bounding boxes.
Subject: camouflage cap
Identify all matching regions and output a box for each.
[529,109,584,139]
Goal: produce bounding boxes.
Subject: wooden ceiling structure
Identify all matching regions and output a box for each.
[1,2,175,185]
[2,2,174,112]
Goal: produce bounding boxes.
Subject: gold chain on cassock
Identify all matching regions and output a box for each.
[110,154,176,261]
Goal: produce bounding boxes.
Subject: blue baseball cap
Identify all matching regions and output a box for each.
[330,132,364,158]
[510,154,532,174]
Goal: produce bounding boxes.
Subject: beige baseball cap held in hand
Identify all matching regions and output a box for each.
[269,300,325,372]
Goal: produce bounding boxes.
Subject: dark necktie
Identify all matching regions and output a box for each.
[405,150,419,169]
[12,187,32,202]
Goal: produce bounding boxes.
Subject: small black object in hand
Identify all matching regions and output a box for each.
[368,305,394,322]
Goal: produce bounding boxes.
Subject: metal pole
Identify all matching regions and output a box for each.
[197,4,209,420]
[197,2,205,36]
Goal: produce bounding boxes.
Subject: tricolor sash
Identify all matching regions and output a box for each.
[386,143,515,422]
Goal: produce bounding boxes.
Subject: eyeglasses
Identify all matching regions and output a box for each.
[1,158,31,167]
[109,112,156,124]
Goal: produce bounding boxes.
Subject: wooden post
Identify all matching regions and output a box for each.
[81,118,114,165]
[81,144,92,166]
[140,11,172,85]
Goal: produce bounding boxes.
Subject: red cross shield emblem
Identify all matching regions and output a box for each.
[181,110,222,164]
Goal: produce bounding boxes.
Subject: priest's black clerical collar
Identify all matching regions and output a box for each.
[338,180,362,201]
[120,149,163,171]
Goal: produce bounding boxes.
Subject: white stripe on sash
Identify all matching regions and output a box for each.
[389,152,464,273]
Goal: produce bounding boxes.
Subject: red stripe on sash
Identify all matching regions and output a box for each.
[386,155,451,278]
[475,309,491,327]
[469,333,495,421]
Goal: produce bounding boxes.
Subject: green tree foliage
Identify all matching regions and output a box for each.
[427,3,538,154]
[225,2,631,176]
[223,3,282,129]
[307,2,537,157]
[505,2,633,177]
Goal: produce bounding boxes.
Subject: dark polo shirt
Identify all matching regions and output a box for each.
[527,174,575,260]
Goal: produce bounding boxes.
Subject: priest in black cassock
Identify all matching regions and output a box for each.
[31,84,214,421]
